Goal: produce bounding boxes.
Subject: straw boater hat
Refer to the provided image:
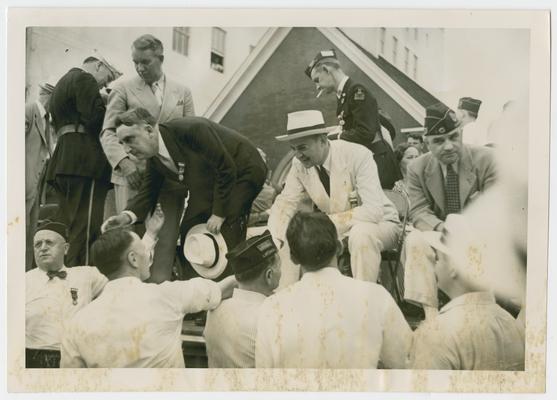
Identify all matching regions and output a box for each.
[275,110,335,141]
[183,224,228,279]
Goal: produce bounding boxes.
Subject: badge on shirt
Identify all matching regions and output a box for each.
[70,288,78,305]
[354,88,366,101]
[177,162,185,182]
[340,92,346,105]
[337,111,345,128]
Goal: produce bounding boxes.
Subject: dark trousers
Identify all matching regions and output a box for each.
[52,175,110,267]
[26,348,61,368]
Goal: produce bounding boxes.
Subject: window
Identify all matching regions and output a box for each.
[404,47,410,73]
[413,54,418,79]
[379,27,386,54]
[172,27,190,56]
[392,36,398,65]
[211,27,226,73]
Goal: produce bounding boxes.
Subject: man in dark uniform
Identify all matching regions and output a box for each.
[305,49,401,189]
[101,108,267,281]
[45,52,121,266]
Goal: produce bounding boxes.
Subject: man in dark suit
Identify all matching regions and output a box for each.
[102,108,267,282]
[45,52,121,266]
[305,49,401,189]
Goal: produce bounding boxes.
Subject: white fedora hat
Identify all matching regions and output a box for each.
[275,110,335,141]
[183,224,228,279]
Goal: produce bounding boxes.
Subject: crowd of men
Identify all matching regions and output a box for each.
[25,34,526,370]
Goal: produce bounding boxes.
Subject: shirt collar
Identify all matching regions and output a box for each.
[232,288,267,303]
[104,276,143,290]
[151,74,166,89]
[440,291,495,314]
[36,100,47,118]
[439,161,459,178]
[301,266,341,282]
[157,129,171,160]
[336,76,349,99]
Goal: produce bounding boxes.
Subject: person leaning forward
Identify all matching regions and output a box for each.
[101,108,267,282]
[305,49,401,189]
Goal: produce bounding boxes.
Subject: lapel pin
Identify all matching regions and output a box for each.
[178,162,185,181]
[70,288,78,305]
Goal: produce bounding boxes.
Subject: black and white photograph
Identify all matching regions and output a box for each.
[5,6,551,394]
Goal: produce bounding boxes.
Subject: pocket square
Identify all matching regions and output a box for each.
[177,99,184,106]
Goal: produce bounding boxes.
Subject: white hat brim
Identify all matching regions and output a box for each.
[275,126,336,141]
[184,224,228,280]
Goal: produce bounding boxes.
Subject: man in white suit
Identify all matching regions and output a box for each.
[101,34,195,282]
[268,110,400,283]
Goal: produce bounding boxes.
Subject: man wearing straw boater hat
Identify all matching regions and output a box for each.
[268,110,400,283]
[45,50,122,267]
[403,102,497,319]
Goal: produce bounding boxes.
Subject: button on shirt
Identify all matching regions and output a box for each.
[410,291,525,370]
[204,288,267,368]
[255,267,412,368]
[60,277,221,368]
[26,266,108,351]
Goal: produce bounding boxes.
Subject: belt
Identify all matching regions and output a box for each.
[57,124,86,136]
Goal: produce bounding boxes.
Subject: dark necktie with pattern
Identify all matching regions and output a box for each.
[444,163,461,214]
[316,165,330,196]
[47,270,67,280]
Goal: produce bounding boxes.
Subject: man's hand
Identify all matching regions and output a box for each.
[101,213,132,233]
[118,158,142,190]
[206,214,225,235]
[217,275,238,300]
[145,203,165,238]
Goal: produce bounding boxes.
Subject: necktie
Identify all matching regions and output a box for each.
[444,163,461,214]
[316,165,330,196]
[44,112,52,155]
[151,82,163,107]
[47,270,67,280]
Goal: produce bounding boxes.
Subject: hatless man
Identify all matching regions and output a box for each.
[410,215,525,370]
[456,96,486,146]
[45,52,121,266]
[60,228,237,368]
[256,211,412,368]
[306,49,401,189]
[268,110,400,283]
[101,108,267,282]
[203,231,281,368]
[25,82,55,271]
[404,102,497,317]
[101,34,196,278]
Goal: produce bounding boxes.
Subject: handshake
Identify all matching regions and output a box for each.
[101,203,165,239]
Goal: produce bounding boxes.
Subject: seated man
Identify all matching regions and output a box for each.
[404,103,497,318]
[203,230,281,368]
[268,110,400,284]
[26,208,163,368]
[256,211,412,368]
[410,214,525,370]
[60,226,237,368]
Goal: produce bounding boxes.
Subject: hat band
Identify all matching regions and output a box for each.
[287,123,326,135]
[203,234,220,268]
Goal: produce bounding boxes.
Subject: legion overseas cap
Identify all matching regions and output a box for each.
[424,102,461,137]
[305,49,338,78]
[226,230,278,276]
[35,220,69,241]
[458,97,482,115]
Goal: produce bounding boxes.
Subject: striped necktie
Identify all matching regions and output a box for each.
[316,165,330,196]
[444,163,461,214]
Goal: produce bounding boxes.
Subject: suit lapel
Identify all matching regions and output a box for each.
[328,144,350,213]
[129,77,161,119]
[458,146,477,206]
[301,167,330,214]
[32,104,48,146]
[424,155,446,213]
[158,78,177,123]
[336,78,351,115]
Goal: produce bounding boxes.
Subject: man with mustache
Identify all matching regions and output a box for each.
[403,102,497,319]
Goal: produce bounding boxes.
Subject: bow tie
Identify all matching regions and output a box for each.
[47,270,67,280]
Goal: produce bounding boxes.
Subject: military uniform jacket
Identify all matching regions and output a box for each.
[337,78,401,189]
[46,68,111,183]
[126,117,266,222]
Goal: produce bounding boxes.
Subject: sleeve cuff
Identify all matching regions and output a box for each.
[122,210,138,224]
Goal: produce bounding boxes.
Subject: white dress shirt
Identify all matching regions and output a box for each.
[60,277,221,368]
[204,288,266,368]
[255,267,412,368]
[150,74,166,107]
[26,266,108,350]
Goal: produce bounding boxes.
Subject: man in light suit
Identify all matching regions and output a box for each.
[25,82,55,270]
[404,102,497,318]
[268,110,400,283]
[101,34,195,281]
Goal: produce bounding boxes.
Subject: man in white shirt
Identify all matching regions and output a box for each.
[268,110,400,284]
[256,211,412,369]
[60,224,237,368]
[26,208,163,368]
[204,230,281,368]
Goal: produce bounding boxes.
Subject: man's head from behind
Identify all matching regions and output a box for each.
[91,228,151,281]
[424,103,463,165]
[286,211,339,272]
[33,221,69,272]
[115,107,159,160]
[226,231,281,296]
[132,34,164,85]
